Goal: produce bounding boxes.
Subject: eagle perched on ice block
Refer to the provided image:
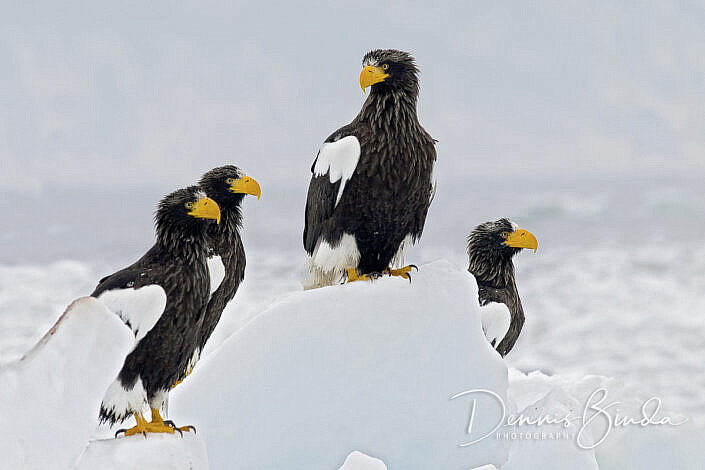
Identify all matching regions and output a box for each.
[94,187,220,436]
[303,49,437,288]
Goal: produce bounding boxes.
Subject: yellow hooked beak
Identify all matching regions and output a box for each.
[360,65,389,93]
[188,197,221,224]
[504,229,538,253]
[229,175,261,200]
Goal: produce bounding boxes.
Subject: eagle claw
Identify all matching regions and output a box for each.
[163,419,196,436]
[163,420,183,437]
[387,265,417,281]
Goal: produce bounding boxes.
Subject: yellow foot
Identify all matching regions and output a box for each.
[346,268,371,282]
[152,408,196,435]
[171,367,193,389]
[115,412,175,437]
[386,265,418,281]
[114,409,195,438]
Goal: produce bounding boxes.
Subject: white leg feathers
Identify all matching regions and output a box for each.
[303,233,360,289]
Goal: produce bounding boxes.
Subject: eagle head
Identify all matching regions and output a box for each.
[155,186,221,243]
[199,165,261,210]
[360,49,419,95]
[467,218,538,282]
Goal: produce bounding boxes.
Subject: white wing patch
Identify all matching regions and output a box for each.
[313,135,361,206]
[96,284,166,343]
[207,255,226,296]
[480,301,511,349]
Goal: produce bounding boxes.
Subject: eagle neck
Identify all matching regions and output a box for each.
[469,255,516,290]
[157,229,209,266]
[207,207,241,249]
[359,89,420,135]
[219,205,243,232]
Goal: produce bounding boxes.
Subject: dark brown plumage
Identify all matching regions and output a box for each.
[94,186,219,434]
[303,49,436,287]
[467,219,538,357]
[177,165,260,382]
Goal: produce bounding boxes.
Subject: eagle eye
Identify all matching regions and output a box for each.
[185,201,194,209]
[500,231,509,239]
[225,178,234,184]
[381,63,389,70]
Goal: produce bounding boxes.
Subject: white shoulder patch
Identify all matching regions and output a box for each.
[96,284,167,342]
[313,135,361,206]
[480,301,511,349]
[207,255,226,295]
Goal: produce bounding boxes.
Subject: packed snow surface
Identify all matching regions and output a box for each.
[0,297,132,470]
[171,260,509,469]
[1,258,703,469]
[76,433,208,470]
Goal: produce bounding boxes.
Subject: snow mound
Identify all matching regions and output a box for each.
[503,387,599,470]
[338,451,387,470]
[171,260,509,469]
[504,370,704,470]
[0,297,133,470]
[75,433,208,469]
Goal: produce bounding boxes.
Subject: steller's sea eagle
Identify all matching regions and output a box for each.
[303,49,437,288]
[174,165,261,387]
[467,218,538,357]
[94,186,220,436]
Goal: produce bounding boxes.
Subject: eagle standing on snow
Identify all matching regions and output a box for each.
[303,49,436,288]
[175,166,261,385]
[467,219,538,357]
[94,186,221,436]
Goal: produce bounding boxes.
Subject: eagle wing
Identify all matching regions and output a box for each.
[303,126,362,254]
[92,268,166,343]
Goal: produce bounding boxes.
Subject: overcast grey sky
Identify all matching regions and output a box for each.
[1,1,704,194]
